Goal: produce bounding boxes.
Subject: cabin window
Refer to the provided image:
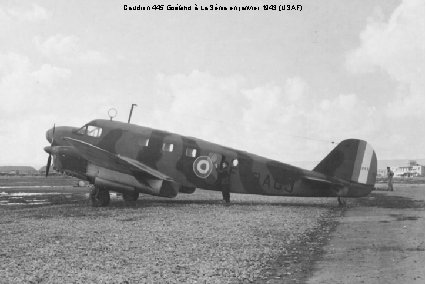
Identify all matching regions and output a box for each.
[232,159,239,167]
[138,137,149,147]
[162,142,174,152]
[185,148,197,158]
[87,126,102,137]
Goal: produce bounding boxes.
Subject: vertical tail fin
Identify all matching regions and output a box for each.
[314,139,377,185]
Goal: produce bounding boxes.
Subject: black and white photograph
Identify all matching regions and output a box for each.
[0,0,424,283]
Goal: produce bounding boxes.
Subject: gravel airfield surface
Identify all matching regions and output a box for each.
[0,184,341,284]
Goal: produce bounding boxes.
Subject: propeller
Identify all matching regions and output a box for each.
[45,124,55,177]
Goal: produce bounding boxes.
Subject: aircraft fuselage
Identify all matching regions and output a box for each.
[46,119,376,201]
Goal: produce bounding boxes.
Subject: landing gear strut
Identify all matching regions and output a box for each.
[90,186,110,207]
[337,196,346,207]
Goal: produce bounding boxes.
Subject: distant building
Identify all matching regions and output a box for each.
[411,165,425,176]
[0,166,38,176]
[376,160,425,178]
[391,162,425,177]
[38,166,58,176]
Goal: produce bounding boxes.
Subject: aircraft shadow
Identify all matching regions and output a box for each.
[356,192,424,209]
[106,198,337,209]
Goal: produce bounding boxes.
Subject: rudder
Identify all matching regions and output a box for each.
[314,139,377,185]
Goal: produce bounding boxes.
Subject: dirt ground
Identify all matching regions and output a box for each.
[307,184,425,284]
[0,178,424,283]
[0,182,337,283]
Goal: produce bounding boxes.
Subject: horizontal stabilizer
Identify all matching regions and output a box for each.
[64,137,173,181]
[301,176,334,185]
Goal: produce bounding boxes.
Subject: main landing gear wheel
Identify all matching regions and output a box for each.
[122,191,139,202]
[90,186,110,207]
[337,197,347,207]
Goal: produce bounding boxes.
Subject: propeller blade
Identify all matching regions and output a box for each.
[46,154,52,177]
[51,124,56,146]
[46,123,56,177]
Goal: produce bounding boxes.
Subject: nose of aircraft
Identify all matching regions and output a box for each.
[46,128,53,143]
[45,126,79,145]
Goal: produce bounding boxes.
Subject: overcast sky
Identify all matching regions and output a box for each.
[0,0,424,169]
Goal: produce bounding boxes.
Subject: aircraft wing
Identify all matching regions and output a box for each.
[63,137,173,181]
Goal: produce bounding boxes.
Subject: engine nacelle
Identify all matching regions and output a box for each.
[179,186,196,194]
[87,164,179,198]
[157,180,179,198]
[50,147,88,179]
[94,177,136,194]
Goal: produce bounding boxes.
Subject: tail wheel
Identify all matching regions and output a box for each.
[122,191,139,202]
[90,186,110,207]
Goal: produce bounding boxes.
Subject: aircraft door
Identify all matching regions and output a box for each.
[203,152,222,186]
[213,154,243,193]
[229,157,244,193]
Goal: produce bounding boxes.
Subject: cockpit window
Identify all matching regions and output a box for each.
[76,126,87,135]
[87,126,102,137]
[76,125,102,138]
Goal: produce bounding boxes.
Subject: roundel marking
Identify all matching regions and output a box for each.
[193,156,213,178]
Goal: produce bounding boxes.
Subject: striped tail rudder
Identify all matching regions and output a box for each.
[313,139,377,185]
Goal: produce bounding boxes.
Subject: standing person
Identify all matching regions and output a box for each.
[387,167,394,191]
[217,158,231,204]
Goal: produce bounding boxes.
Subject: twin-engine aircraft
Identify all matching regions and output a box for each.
[44,119,377,207]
